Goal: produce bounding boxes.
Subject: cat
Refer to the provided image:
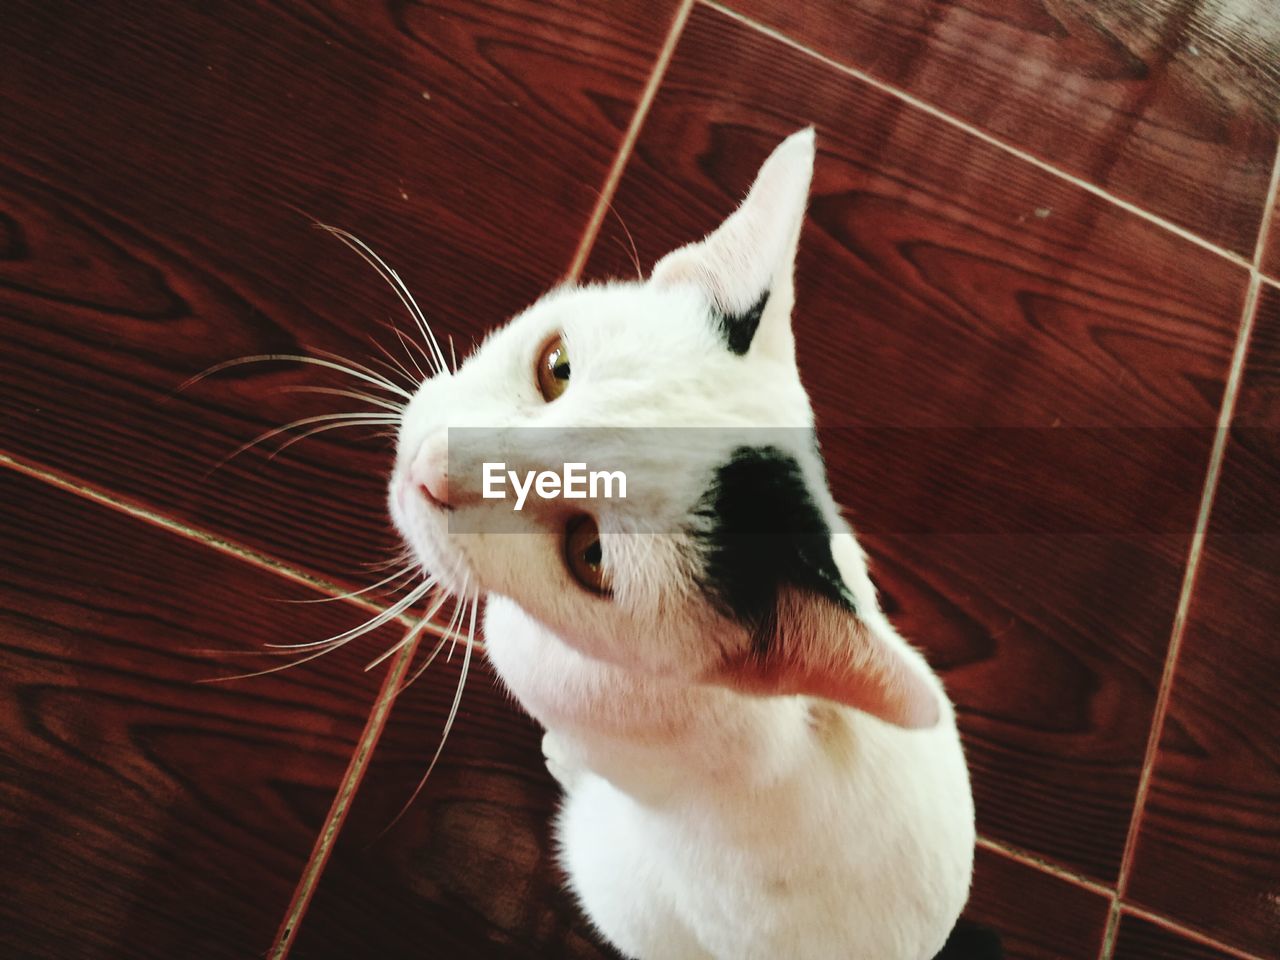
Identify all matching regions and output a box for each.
[388,128,977,960]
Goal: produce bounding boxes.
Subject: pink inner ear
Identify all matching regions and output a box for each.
[712,589,942,731]
[721,650,940,730]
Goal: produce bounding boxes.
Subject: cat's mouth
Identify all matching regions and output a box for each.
[389,468,475,597]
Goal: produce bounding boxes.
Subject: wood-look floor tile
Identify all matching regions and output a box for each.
[584,3,1248,882]
[1112,913,1256,960]
[961,847,1110,960]
[724,0,1280,258]
[285,652,622,959]
[0,0,677,584]
[0,467,408,960]
[1264,204,1280,279]
[1125,285,1280,957]
[283,640,1111,958]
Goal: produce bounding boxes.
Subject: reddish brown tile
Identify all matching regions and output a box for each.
[1265,208,1280,279]
[1125,285,1280,957]
[585,3,1248,882]
[0,0,678,584]
[279,640,1108,959]
[285,654,622,959]
[1112,912,1256,960]
[961,847,1110,960]
[0,465,408,959]
[724,0,1280,258]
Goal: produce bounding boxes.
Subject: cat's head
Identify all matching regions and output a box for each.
[389,129,938,729]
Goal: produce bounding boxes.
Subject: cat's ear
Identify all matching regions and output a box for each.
[696,449,940,729]
[650,128,815,362]
[718,590,942,730]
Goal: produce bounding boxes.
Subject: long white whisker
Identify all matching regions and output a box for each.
[380,579,476,836]
[310,347,415,396]
[181,354,413,401]
[265,577,434,650]
[368,334,422,388]
[206,412,400,475]
[448,336,458,374]
[275,566,417,605]
[314,224,448,374]
[363,550,415,572]
[273,385,405,414]
[380,320,431,383]
[363,587,454,672]
[200,637,358,682]
[439,582,473,665]
[268,417,402,459]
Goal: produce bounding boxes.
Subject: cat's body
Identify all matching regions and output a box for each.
[487,564,973,960]
[390,129,975,960]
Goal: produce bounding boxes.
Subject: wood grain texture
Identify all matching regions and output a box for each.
[1112,913,1257,960]
[724,0,1280,257]
[286,653,623,959]
[963,847,1110,960]
[1265,206,1280,279]
[286,636,1109,959]
[0,466,410,960]
[1125,285,1280,957]
[584,3,1247,882]
[0,0,677,585]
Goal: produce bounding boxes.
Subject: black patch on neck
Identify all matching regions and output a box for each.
[693,445,854,655]
[713,289,770,355]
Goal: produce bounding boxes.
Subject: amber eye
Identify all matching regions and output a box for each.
[564,515,609,595]
[536,335,571,401]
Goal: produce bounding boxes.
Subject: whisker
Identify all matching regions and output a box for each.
[363,586,454,672]
[314,224,449,374]
[264,577,434,651]
[179,354,413,401]
[379,578,476,837]
[205,411,400,476]
[380,319,432,383]
[268,418,401,458]
[362,550,415,572]
[274,565,417,605]
[448,336,458,374]
[366,336,421,388]
[311,347,414,396]
[274,385,405,414]
[437,580,472,665]
[199,636,359,682]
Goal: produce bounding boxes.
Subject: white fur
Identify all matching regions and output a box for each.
[390,129,974,959]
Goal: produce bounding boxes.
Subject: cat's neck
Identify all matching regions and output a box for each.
[483,594,853,804]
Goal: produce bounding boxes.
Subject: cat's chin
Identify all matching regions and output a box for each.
[388,475,475,597]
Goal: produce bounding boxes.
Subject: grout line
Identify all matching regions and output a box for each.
[0,450,473,641]
[703,0,1256,271]
[974,835,1114,898]
[976,835,1265,960]
[0,451,389,613]
[1100,133,1280,960]
[267,631,422,960]
[1115,903,1270,960]
[566,0,694,281]
[1103,275,1263,953]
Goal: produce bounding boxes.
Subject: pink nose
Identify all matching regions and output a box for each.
[409,435,450,508]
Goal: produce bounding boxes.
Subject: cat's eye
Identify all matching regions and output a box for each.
[565,515,610,595]
[536,335,571,401]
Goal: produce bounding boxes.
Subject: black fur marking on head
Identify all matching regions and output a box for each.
[713,289,770,355]
[693,445,854,655]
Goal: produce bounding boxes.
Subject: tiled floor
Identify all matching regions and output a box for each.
[2,2,1277,959]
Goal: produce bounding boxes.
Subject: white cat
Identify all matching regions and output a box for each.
[389,129,975,960]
